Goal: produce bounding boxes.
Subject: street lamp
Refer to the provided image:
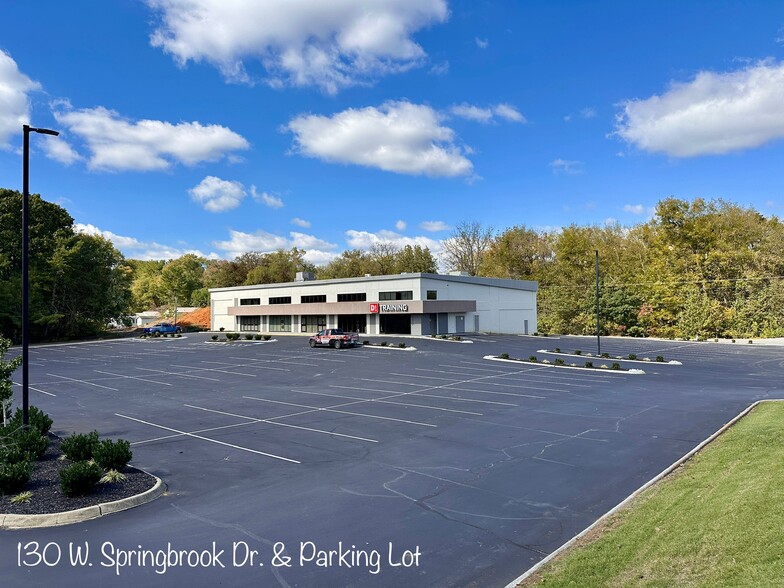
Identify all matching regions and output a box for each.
[22,124,59,427]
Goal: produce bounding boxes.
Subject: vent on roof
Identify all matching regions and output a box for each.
[295,271,315,282]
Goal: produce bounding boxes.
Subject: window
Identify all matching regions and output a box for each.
[240,298,260,306]
[269,296,291,305]
[269,315,292,332]
[337,293,367,302]
[379,291,413,301]
[300,294,327,303]
[239,316,260,331]
[300,315,326,332]
[426,290,437,300]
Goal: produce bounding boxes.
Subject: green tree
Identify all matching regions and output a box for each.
[160,254,206,306]
[395,245,438,273]
[0,336,21,426]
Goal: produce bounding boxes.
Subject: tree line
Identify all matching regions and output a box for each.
[1,188,781,341]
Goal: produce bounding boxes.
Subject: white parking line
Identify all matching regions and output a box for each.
[169,364,257,377]
[94,370,173,386]
[334,384,517,406]
[243,396,437,427]
[115,413,301,464]
[201,360,290,372]
[136,367,221,381]
[183,404,379,443]
[12,381,56,396]
[291,389,483,416]
[392,372,567,393]
[46,372,119,391]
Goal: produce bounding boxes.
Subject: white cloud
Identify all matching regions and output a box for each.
[449,103,526,124]
[213,228,338,265]
[419,220,449,232]
[0,51,41,148]
[623,204,645,215]
[75,223,218,260]
[189,176,246,212]
[475,37,489,49]
[580,107,597,119]
[52,105,249,171]
[291,217,311,228]
[345,229,442,253]
[550,159,585,175]
[430,61,449,76]
[286,100,473,177]
[615,60,784,157]
[147,0,448,94]
[395,220,407,231]
[41,137,82,165]
[251,186,284,209]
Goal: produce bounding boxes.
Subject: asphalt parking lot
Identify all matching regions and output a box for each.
[1,333,782,587]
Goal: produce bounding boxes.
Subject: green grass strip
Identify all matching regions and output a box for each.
[523,401,784,588]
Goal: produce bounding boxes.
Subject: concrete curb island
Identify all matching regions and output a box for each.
[1,476,166,530]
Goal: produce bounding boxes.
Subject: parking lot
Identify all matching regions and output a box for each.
[2,334,782,587]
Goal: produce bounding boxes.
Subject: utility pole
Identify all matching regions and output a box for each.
[595,250,601,356]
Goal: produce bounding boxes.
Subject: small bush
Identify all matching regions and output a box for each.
[254,334,262,341]
[533,331,539,336]
[211,335,218,341]
[61,431,100,462]
[219,327,225,332]
[748,340,753,344]
[10,429,48,460]
[628,354,637,360]
[528,355,537,362]
[731,339,736,343]
[99,469,127,484]
[542,333,549,337]
[655,356,665,362]
[93,439,132,471]
[554,347,561,353]
[554,358,565,366]
[10,490,33,504]
[611,363,621,370]
[584,361,594,368]
[59,461,102,497]
[380,341,388,347]
[600,352,610,359]
[0,445,34,465]
[176,333,182,338]
[398,343,406,348]
[627,326,646,338]
[263,335,271,341]
[439,335,447,339]
[244,334,253,340]
[7,406,52,435]
[574,350,582,355]
[362,340,370,345]
[0,462,31,495]
[499,353,510,360]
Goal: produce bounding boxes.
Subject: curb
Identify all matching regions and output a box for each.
[484,355,645,375]
[0,475,166,530]
[362,344,417,352]
[536,350,682,365]
[504,399,778,588]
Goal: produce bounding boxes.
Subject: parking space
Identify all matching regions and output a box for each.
[2,333,783,587]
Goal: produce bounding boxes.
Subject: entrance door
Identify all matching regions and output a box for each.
[437,313,448,334]
[456,315,465,333]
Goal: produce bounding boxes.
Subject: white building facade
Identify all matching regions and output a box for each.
[210,273,537,335]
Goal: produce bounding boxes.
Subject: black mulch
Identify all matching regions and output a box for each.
[1,434,157,515]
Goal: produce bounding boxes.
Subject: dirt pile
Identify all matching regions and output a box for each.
[174,306,210,329]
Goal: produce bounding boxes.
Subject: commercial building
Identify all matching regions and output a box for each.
[210,272,537,336]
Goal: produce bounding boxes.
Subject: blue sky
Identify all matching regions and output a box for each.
[1,0,783,264]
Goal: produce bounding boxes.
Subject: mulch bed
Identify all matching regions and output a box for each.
[1,434,157,515]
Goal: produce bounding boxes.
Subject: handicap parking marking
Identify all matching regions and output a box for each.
[243,395,437,427]
[115,413,301,464]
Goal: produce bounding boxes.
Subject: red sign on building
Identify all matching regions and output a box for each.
[369,303,379,314]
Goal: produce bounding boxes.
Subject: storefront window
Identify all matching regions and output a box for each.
[269,315,292,332]
[300,315,326,332]
[239,316,260,331]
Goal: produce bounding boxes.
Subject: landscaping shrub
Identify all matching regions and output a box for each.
[362,340,370,346]
[628,354,637,360]
[655,356,665,362]
[528,355,537,362]
[554,347,560,353]
[219,327,225,332]
[380,341,388,347]
[0,445,34,465]
[574,350,582,355]
[211,335,218,341]
[10,429,48,460]
[533,331,539,336]
[263,335,271,341]
[7,406,52,435]
[499,353,510,360]
[61,431,100,462]
[244,334,253,340]
[600,352,610,359]
[93,439,132,471]
[398,343,406,348]
[584,361,594,368]
[59,461,102,497]
[749,340,753,344]
[554,358,565,366]
[611,363,621,370]
[627,326,645,337]
[0,461,31,495]
[254,335,262,341]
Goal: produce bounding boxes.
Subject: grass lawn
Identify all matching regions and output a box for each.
[522,401,784,587]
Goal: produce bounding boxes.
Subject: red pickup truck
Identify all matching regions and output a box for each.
[308,328,359,349]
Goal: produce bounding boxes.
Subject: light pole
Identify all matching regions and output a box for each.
[22,124,59,427]
[595,250,601,356]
